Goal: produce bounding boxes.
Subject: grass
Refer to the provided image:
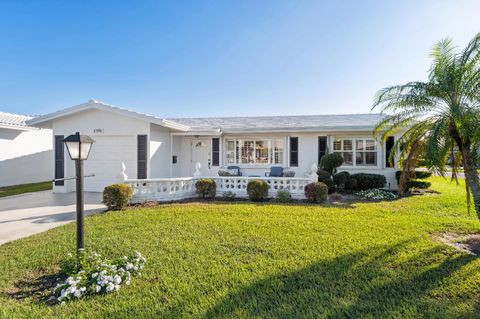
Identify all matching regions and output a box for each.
[0,181,52,198]
[1,177,480,318]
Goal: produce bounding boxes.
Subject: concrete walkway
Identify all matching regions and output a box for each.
[0,191,105,245]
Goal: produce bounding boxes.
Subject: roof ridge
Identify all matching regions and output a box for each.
[167,112,381,120]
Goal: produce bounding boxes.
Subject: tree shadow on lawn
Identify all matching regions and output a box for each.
[202,241,477,319]
[3,268,65,303]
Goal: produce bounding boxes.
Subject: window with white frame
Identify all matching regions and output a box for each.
[333,138,377,166]
[225,138,284,165]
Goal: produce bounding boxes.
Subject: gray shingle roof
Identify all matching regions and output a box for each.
[0,112,32,129]
[167,113,385,132]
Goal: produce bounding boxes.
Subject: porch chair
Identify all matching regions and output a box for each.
[265,166,283,177]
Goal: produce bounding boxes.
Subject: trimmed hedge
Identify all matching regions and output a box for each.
[195,178,216,199]
[350,173,386,190]
[406,180,431,190]
[345,178,358,190]
[320,153,344,174]
[304,182,328,203]
[247,180,269,201]
[333,171,350,189]
[396,170,432,183]
[102,184,133,210]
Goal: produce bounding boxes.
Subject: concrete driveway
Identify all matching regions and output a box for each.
[0,191,105,245]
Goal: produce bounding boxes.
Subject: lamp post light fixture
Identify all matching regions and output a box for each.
[63,132,95,256]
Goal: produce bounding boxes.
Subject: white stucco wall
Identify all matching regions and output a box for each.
[0,127,53,187]
[51,108,149,192]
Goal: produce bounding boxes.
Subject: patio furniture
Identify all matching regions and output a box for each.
[265,166,283,177]
[226,166,242,176]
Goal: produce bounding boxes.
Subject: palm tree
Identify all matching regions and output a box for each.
[373,33,480,216]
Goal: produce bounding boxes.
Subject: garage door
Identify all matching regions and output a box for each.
[83,135,137,192]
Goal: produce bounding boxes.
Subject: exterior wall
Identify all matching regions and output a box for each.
[0,127,52,187]
[51,108,149,193]
[149,124,172,178]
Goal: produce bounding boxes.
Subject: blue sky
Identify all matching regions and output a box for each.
[0,0,479,117]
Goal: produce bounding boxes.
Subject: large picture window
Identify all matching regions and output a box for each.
[333,138,377,167]
[225,138,284,165]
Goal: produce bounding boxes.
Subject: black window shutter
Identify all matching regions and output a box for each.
[54,135,64,186]
[385,136,395,168]
[212,138,220,166]
[137,135,148,179]
[290,137,298,167]
[318,136,327,164]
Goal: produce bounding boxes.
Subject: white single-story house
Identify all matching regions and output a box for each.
[27,100,401,200]
[0,112,52,187]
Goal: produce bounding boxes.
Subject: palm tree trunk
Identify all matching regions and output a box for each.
[462,148,480,216]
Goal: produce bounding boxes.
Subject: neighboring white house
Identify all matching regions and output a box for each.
[27,100,401,197]
[0,112,53,187]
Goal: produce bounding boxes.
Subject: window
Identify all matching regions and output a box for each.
[333,138,377,167]
[290,137,298,167]
[212,138,220,166]
[225,138,284,165]
[54,135,64,186]
[318,136,327,164]
[333,139,353,165]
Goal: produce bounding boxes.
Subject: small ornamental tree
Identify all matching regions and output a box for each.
[319,153,344,174]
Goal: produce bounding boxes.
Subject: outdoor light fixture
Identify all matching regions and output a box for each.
[63,132,95,257]
[64,132,95,160]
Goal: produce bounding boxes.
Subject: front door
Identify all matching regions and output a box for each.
[191,139,212,176]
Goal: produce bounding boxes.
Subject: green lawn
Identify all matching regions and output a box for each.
[0,181,52,198]
[1,177,480,318]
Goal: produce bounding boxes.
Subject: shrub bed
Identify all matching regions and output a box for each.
[356,189,398,200]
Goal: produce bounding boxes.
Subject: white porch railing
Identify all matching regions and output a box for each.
[124,162,319,203]
[125,177,197,202]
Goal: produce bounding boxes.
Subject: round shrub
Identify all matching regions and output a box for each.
[333,171,350,189]
[304,182,328,203]
[320,153,344,174]
[350,173,386,190]
[275,189,293,203]
[247,180,269,201]
[195,178,216,199]
[344,178,358,190]
[102,184,133,210]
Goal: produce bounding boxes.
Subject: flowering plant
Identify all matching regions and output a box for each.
[49,251,145,304]
[355,189,398,201]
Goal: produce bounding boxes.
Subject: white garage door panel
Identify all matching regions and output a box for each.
[84,135,137,192]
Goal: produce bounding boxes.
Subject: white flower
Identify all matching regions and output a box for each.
[125,280,131,285]
[114,275,122,285]
[74,290,82,298]
[126,263,134,270]
[106,283,115,292]
[96,285,102,293]
[92,272,98,278]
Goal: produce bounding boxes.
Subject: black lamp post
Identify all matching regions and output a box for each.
[63,132,95,255]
